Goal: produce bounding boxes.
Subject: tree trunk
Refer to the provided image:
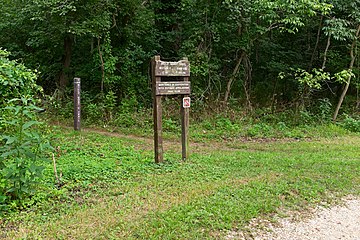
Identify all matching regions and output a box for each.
[308,15,323,71]
[224,52,245,103]
[59,35,72,91]
[243,54,253,111]
[98,38,105,93]
[333,24,360,122]
[322,34,331,70]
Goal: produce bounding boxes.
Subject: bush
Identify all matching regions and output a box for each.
[0,49,42,107]
[0,50,51,210]
[341,115,360,133]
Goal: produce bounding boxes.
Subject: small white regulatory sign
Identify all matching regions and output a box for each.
[183,97,191,108]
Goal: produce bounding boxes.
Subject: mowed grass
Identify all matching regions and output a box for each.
[2,127,360,239]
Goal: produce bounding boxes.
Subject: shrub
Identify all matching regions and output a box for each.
[0,50,51,210]
[341,115,360,133]
[0,49,42,107]
[0,98,52,208]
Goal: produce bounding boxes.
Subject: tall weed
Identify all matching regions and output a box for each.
[0,98,52,209]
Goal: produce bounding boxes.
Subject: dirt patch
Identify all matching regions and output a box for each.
[226,196,360,240]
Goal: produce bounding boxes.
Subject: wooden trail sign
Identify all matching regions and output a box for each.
[154,59,190,77]
[152,56,191,163]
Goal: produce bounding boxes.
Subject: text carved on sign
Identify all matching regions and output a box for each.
[155,81,191,95]
[155,60,190,76]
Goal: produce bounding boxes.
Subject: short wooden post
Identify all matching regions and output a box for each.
[152,56,164,163]
[74,77,81,131]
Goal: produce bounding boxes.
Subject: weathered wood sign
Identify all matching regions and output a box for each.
[155,81,191,95]
[155,60,190,77]
[152,56,191,163]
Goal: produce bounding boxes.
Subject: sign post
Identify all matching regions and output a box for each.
[181,68,190,160]
[74,77,81,131]
[152,56,164,163]
[151,56,191,163]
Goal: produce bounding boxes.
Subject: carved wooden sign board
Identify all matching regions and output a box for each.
[155,82,191,95]
[152,56,191,163]
[155,60,190,77]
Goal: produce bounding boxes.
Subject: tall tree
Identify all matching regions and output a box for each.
[153,0,181,58]
[328,1,360,121]
[178,0,331,107]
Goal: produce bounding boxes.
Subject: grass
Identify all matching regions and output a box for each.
[1,126,360,239]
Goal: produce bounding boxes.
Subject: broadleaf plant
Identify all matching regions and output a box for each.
[0,98,52,205]
[0,50,52,210]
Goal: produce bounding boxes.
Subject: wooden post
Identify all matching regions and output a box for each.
[181,96,190,160]
[181,58,190,160]
[152,56,164,163]
[181,106,189,160]
[74,77,81,131]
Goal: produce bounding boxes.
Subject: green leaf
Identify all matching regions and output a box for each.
[1,149,18,159]
[1,135,18,145]
[22,121,39,130]
[0,195,6,203]
[27,105,44,111]
[24,150,36,159]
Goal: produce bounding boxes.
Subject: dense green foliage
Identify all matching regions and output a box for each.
[1,0,360,122]
[0,49,42,106]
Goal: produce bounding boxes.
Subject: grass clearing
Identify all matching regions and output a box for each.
[1,127,360,239]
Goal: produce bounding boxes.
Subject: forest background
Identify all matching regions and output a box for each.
[1,0,360,127]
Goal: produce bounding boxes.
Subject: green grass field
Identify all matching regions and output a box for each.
[1,126,360,239]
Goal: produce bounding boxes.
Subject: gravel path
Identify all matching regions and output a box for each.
[227,197,360,240]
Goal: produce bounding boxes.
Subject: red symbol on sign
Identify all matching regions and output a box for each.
[183,97,191,108]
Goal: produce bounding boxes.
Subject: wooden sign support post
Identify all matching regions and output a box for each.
[181,69,190,161]
[74,77,81,131]
[151,56,191,163]
[152,56,163,163]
